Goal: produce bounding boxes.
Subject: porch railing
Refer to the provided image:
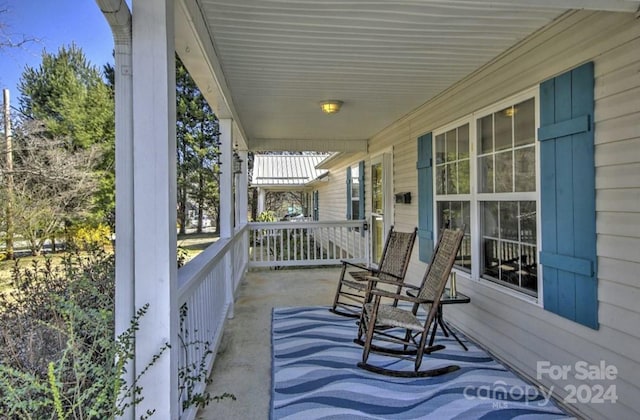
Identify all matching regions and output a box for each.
[176,224,248,419]
[174,219,367,418]
[248,220,369,268]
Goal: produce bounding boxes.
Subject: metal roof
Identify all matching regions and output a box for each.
[251,154,330,187]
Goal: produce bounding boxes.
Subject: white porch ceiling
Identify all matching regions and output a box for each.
[178,0,639,152]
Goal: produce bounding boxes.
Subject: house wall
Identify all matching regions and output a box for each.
[321,11,640,419]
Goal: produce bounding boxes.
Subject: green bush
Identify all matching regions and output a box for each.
[0,252,162,418]
[0,250,232,418]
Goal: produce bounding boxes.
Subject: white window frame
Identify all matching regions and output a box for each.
[434,87,542,305]
[349,163,360,220]
[433,115,473,274]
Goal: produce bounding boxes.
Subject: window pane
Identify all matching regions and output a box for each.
[352,201,360,220]
[435,134,446,165]
[520,244,537,292]
[437,202,447,229]
[458,124,469,159]
[437,200,472,272]
[478,115,493,154]
[514,146,536,192]
[372,163,383,214]
[514,98,535,146]
[436,166,445,195]
[482,201,499,237]
[479,155,494,193]
[446,162,457,194]
[500,241,519,284]
[462,202,471,235]
[352,183,359,198]
[495,150,513,193]
[458,159,470,194]
[520,201,537,244]
[351,165,360,199]
[460,201,472,270]
[500,201,518,241]
[495,107,513,151]
[446,129,457,162]
[483,238,500,278]
[481,200,538,296]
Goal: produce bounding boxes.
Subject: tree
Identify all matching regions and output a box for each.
[0,121,100,255]
[17,44,115,223]
[176,56,220,234]
[0,7,36,50]
[1,7,37,259]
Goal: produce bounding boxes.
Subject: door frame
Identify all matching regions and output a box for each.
[369,149,393,265]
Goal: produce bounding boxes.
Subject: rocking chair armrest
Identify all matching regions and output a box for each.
[369,288,432,305]
[363,275,404,288]
[340,260,371,271]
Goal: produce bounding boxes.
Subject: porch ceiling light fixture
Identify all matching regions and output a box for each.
[320,100,343,115]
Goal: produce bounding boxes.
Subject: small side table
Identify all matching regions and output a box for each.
[428,289,470,351]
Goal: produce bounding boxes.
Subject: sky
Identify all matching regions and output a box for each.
[0,1,115,105]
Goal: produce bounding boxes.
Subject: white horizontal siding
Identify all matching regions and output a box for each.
[320,10,640,419]
[598,257,640,289]
[316,169,346,222]
[389,136,424,284]
[597,212,640,238]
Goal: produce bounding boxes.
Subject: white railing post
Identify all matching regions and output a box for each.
[131,0,178,417]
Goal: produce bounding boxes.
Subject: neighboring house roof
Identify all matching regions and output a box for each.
[251,154,329,188]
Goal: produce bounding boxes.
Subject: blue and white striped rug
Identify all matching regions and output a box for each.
[271,306,569,419]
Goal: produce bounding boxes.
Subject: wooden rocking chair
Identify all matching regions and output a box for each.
[330,226,417,318]
[355,228,465,377]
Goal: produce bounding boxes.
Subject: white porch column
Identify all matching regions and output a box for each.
[238,150,249,225]
[258,188,266,216]
[218,119,235,318]
[132,0,178,417]
[219,119,233,238]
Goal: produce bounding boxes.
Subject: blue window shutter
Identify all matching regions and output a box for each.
[346,166,352,219]
[358,160,365,219]
[539,62,598,329]
[417,133,434,262]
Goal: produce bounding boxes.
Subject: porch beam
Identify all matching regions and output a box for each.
[250,138,368,153]
[132,0,178,417]
[466,0,639,13]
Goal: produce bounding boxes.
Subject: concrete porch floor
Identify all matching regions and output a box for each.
[197,267,341,420]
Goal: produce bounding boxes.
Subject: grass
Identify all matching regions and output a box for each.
[177,230,219,261]
[0,253,71,292]
[0,232,219,291]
